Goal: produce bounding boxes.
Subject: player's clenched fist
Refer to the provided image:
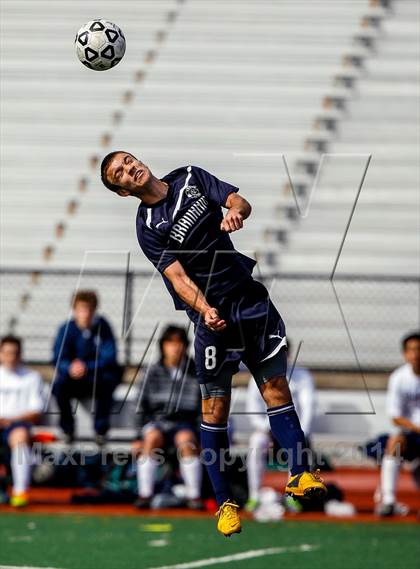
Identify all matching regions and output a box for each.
[220,208,244,233]
[204,307,226,332]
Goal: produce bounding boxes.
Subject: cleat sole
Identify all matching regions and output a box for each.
[303,487,327,500]
[287,487,327,500]
[223,528,242,538]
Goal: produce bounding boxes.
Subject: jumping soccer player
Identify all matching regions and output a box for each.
[101,152,326,536]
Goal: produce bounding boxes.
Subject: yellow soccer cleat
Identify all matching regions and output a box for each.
[216,500,242,537]
[285,469,327,500]
[10,492,29,508]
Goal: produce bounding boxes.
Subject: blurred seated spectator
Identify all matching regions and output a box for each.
[132,325,202,510]
[378,331,420,517]
[245,340,316,511]
[0,335,44,507]
[52,290,122,445]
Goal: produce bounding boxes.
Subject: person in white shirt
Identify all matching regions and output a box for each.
[245,344,316,510]
[0,335,44,507]
[378,331,420,517]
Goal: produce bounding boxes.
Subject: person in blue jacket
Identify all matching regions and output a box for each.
[52,290,122,445]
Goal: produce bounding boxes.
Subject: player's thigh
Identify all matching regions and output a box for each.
[194,328,233,422]
[245,327,288,390]
[239,281,287,383]
[402,432,420,461]
[193,323,238,397]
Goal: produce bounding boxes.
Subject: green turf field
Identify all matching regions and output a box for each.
[0,514,418,569]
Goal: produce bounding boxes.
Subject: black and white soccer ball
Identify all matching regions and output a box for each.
[75,19,126,71]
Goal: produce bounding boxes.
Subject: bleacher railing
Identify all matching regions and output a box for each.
[0,269,418,371]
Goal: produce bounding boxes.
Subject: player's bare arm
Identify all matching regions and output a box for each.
[392,416,420,434]
[220,193,252,233]
[164,261,226,332]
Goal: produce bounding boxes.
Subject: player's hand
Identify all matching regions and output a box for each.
[220,208,244,233]
[204,308,226,332]
[69,359,87,380]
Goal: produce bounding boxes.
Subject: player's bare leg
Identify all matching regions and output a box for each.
[201,395,241,537]
[202,395,230,425]
[259,375,291,407]
[260,375,326,500]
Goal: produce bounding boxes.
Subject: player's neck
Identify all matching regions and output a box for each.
[1,363,19,372]
[140,176,169,205]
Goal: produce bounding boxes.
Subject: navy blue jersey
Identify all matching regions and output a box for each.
[136,165,256,310]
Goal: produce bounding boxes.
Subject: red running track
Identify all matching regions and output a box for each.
[0,467,418,523]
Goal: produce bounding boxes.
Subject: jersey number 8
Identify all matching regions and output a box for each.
[205,346,217,370]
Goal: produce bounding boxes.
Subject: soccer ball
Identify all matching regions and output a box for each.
[75,19,126,71]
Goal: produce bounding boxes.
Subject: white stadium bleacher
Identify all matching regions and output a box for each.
[1,0,419,371]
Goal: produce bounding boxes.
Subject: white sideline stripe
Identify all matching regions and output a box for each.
[172,166,192,220]
[0,566,61,569]
[147,544,318,569]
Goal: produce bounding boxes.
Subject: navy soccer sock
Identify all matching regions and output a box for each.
[200,421,232,506]
[268,403,309,475]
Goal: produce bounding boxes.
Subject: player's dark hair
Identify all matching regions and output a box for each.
[0,334,22,354]
[101,150,132,193]
[72,290,99,310]
[402,331,420,351]
[159,325,189,363]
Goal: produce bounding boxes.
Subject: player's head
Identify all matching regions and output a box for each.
[101,151,152,196]
[0,335,22,369]
[401,331,420,374]
[159,325,189,367]
[72,290,98,329]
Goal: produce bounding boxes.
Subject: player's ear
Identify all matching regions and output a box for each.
[117,188,130,197]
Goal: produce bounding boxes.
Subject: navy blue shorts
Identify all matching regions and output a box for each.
[0,421,32,446]
[188,279,287,397]
[404,432,420,461]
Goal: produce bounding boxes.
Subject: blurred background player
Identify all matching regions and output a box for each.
[245,341,316,511]
[133,325,202,510]
[0,335,44,507]
[377,331,420,517]
[52,290,122,445]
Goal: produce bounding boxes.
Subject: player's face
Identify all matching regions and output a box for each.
[162,335,187,367]
[73,301,95,330]
[108,153,151,195]
[0,342,21,369]
[404,338,420,374]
